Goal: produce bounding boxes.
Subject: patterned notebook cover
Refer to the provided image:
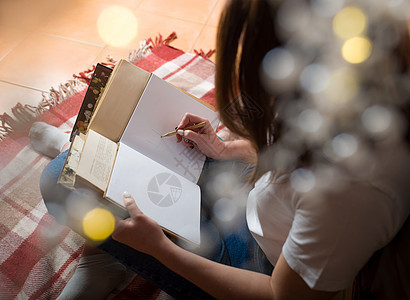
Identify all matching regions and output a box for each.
[70,63,113,141]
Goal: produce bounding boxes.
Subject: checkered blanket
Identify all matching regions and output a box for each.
[0,34,216,299]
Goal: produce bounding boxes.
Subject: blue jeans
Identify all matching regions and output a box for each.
[40,150,273,299]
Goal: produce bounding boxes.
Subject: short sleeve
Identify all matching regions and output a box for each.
[282,180,406,291]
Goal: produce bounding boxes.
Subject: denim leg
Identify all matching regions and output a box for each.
[198,158,273,275]
[40,150,84,234]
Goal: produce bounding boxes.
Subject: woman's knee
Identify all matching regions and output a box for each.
[40,151,73,224]
[40,152,66,201]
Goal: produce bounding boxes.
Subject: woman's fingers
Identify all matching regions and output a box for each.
[177,113,207,130]
[122,192,142,219]
[175,113,225,159]
[176,113,210,146]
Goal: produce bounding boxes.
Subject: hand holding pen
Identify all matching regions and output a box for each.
[165,113,226,159]
[161,121,207,138]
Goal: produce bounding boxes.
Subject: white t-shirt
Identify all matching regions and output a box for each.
[246,144,410,291]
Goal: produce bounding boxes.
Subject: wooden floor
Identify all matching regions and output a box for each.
[0,0,225,115]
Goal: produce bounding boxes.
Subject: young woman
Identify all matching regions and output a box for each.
[38,0,410,299]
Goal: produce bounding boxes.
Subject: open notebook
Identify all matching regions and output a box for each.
[59,60,218,244]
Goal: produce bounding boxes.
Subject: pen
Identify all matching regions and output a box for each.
[160,121,206,138]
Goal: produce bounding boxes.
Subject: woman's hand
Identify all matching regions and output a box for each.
[112,192,170,256]
[176,113,226,160]
[176,113,257,163]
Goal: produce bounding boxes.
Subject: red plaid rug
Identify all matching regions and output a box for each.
[0,33,216,299]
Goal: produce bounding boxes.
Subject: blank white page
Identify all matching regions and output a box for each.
[106,143,201,245]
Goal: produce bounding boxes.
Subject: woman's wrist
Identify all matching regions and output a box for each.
[152,234,180,261]
[212,138,228,160]
[217,139,256,163]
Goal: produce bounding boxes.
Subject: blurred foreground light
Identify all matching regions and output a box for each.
[66,188,99,221]
[300,63,330,94]
[213,198,238,223]
[324,67,358,105]
[290,168,316,193]
[277,0,310,33]
[342,37,372,64]
[362,105,392,133]
[83,208,115,241]
[311,0,345,18]
[332,133,358,158]
[97,5,138,47]
[388,0,408,20]
[389,0,405,7]
[333,6,367,39]
[46,202,68,226]
[212,171,239,198]
[262,47,295,80]
[298,109,323,133]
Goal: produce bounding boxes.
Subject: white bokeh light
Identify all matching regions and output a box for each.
[362,105,393,134]
[311,0,345,17]
[262,47,296,80]
[213,198,238,223]
[388,0,408,20]
[290,168,316,193]
[298,109,324,133]
[212,171,238,198]
[389,0,404,6]
[278,0,311,33]
[300,63,330,93]
[332,133,359,158]
[66,188,99,221]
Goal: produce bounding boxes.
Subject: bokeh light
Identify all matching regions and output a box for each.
[290,168,316,193]
[311,0,345,18]
[332,133,359,158]
[342,36,372,64]
[324,67,359,105]
[387,0,409,20]
[262,47,295,80]
[213,198,238,223]
[300,63,330,94]
[66,188,99,221]
[333,6,367,39]
[298,109,323,133]
[362,105,392,134]
[97,5,138,47]
[212,171,240,198]
[83,208,115,241]
[258,0,408,209]
[278,0,310,33]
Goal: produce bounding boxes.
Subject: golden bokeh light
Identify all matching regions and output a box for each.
[82,208,115,241]
[97,5,138,48]
[342,36,372,64]
[333,6,367,39]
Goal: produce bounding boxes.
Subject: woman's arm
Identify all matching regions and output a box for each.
[112,194,337,300]
[176,113,257,163]
[218,138,257,163]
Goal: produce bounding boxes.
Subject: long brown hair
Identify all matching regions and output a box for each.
[216,0,280,181]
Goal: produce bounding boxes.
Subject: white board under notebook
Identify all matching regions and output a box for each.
[105,142,201,245]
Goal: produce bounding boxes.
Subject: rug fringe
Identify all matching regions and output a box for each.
[73,65,96,85]
[0,78,87,141]
[194,49,215,60]
[128,39,153,63]
[147,32,177,49]
[0,33,178,141]
[72,32,176,81]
